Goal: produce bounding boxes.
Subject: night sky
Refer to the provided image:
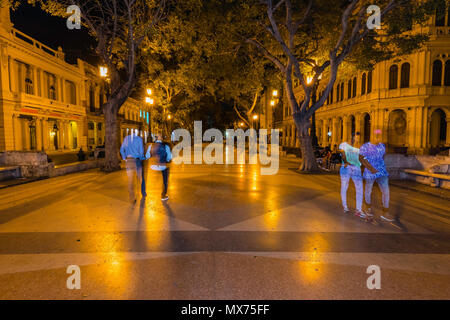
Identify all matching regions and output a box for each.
[11,2,99,65]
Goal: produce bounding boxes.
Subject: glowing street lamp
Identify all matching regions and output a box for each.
[99,66,108,78]
[253,114,258,120]
[270,100,276,106]
[145,97,154,105]
[272,90,278,97]
[146,88,152,95]
[167,114,172,120]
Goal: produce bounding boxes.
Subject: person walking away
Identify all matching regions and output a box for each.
[120,129,147,204]
[359,129,394,222]
[339,133,377,218]
[145,133,172,201]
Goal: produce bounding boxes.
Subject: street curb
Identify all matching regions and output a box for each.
[0,177,45,190]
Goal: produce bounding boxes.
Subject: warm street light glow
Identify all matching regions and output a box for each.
[147,88,152,95]
[253,115,258,120]
[270,100,275,106]
[167,114,172,120]
[272,90,278,97]
[240,122,244,127]
[307,76,313,84]
[145,97,154,105]
[99,66,108,78]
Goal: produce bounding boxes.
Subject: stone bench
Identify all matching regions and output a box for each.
[402,167,450,188]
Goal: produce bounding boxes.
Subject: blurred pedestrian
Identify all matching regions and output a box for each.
[120,128,147,204]
[145,133,172,201]
[360,129,393,222]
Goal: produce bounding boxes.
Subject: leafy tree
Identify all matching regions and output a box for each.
[240,0,444,171]
[141,0,279,135]
[30,0,166,171]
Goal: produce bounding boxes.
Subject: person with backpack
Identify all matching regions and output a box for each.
[145,133,172,201]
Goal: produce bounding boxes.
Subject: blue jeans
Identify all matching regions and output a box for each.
[125,159,146,201]
[365,176,389,209]
[340,165,363,211]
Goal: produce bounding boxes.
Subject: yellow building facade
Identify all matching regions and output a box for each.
[0,5,150,155]
[277,12,450,155]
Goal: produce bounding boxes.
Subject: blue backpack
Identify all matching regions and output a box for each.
[153,142,169,164]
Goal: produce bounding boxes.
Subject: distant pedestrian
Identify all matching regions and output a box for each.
[145,133,172,201]
[360,129,393,222]
[77,147,86,161]
[120,128,147,204]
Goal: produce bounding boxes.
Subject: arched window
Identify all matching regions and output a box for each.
[352,77,357,97]
[389,65,398,89]
[340,82,344,101]
[361,73,367,95]
[400,63,410,88]
[367,70,373,93]
[445,60,450,86]
[336,83,340,102]
[432,60,443,86]
[348,80,352,99]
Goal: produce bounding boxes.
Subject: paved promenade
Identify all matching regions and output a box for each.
[0,158,449,299]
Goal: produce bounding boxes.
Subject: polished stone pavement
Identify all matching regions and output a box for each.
[0,158,449,299]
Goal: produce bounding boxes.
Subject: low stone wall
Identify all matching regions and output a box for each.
[385,154,450,179]
[0,151,48,166]
[0,151,104,179]
[0,151,53,179]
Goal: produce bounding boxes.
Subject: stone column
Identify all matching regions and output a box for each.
[39,69,45,97]
[422,107,429,150]
[35,117,42,151]
[446,119,450,146]
[331,118,338,147]
[32,66,38,95]
[57,120,63,150]
[42,118,49,151]
[24,119,31,150]
[342,116,349,143]
[322,119,328,146]
[406,108,414,149]
[64,121,70,149]
[355,114,362,147]
[12,114,18,150]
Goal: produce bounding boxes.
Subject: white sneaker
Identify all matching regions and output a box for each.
[161,195,169,201]
[380,215,395,222]
[354,210,367,219]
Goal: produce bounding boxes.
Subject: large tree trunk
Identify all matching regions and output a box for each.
[295,119,320,172]
[103,101,121,172]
